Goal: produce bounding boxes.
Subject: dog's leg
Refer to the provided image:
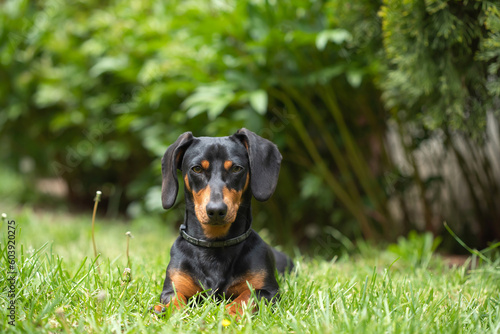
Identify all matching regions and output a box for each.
[226,290,254,316]
[153,293,188,314]
[225,288,279,317]
[165,293,188,310]
[158,269,201,312]
[225,270,278,317]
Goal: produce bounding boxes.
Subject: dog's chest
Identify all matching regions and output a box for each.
[194,262,240,295]
[195,274,240,297]
[190,253,254,296]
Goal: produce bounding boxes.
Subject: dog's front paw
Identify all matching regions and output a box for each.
[149,304,167,316]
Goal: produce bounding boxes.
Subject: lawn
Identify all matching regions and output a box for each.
[1,205,499,333]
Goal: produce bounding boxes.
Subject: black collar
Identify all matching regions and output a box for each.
[179,224,252,248]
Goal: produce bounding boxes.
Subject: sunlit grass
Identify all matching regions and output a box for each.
[1,207,499,333]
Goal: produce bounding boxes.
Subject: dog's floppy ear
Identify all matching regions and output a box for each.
[233,128,282,201]
[161,132,194,209]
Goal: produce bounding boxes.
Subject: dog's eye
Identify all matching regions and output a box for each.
[231,165,243,173]
[191,166,203,174]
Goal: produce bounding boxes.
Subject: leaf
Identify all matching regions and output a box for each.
[34,84,68,107]
[89,56,129,77]
[182,82,236,120]
[208,96,233,120]
[346,70,363,88]
[249,90,268,115]
[316,29,352,50]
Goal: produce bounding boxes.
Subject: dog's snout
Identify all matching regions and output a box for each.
[206,202,227,220]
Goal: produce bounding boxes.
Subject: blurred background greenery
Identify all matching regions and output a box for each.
[1,0,499,255]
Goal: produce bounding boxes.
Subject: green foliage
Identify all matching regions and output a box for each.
[379,0,500,247]
[0,0,388,245]
[388,231,441,269]
[479,2,500,97]
[1,0,499,249]
[380,0,500,133]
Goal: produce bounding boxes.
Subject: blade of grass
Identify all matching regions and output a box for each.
[444,222,491,263]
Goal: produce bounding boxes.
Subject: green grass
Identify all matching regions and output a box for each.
[1,206,499,333]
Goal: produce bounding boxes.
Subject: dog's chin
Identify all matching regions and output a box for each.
[203,219,228,226]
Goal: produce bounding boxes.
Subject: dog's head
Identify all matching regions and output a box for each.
[161,128,281,237]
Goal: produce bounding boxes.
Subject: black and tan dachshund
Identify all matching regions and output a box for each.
[157,128,293,316]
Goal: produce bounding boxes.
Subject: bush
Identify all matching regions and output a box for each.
[1,0,499,250]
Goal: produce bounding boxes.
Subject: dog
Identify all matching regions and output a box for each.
[157,128,293,316]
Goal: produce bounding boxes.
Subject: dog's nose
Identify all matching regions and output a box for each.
[206,202,227,220]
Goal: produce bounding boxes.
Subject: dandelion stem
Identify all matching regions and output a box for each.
[125,231,133,270]
[92,191,102,267]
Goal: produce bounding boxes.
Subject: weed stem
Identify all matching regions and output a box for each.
[92,191,102,268]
